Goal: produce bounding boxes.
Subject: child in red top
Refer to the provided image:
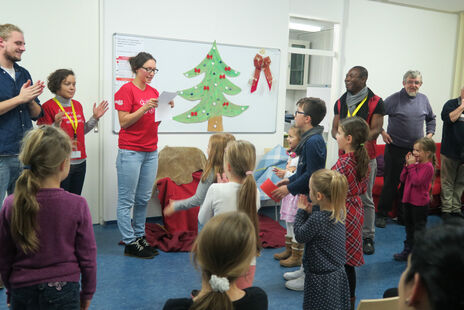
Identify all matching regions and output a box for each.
[37,69,108,195]
[332,116,369,307]
[393,137,435,261]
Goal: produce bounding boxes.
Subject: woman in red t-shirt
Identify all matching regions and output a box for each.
[115,52,173,259]
[37,69,108,195]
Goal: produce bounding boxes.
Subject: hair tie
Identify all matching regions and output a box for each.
[359,143,364,147]
[209,275,229,293]
[245,171,253,175]
[23,165,31,170]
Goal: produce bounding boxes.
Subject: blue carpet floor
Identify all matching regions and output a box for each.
[0,210,443,309]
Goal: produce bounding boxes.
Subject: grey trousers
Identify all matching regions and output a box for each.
[362,158,377,240]
[440,154,464,213]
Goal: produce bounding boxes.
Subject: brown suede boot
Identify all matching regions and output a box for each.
[280,242,304,267]
[274,236,292,260]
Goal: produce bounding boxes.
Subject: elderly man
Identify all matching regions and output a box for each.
[440,87,464,219]
[375,70,436,228]
[0,24,44,205]
[332,66,384,255]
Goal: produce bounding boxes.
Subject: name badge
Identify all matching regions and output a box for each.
[71,151,81,159]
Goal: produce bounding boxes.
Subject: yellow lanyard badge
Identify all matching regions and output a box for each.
[347,96,368,118]
[53,98,78,139]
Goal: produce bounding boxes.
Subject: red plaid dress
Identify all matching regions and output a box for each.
[332,153,368,267]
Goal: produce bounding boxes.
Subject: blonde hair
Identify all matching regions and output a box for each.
[0,24,22,40]
[310,169,348,223]
[11,125,71,254]
[414,137,436,198]
[224,140,261,253]
[288,126,303,141]
[191,212,256,310]
[202,133,235,182]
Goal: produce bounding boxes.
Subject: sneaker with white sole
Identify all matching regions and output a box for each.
[285,274,305,291]
[124,240,156,259]
[283,266,304,281]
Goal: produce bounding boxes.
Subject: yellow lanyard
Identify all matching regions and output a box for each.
[53,98,78,138]
[347,96,368,118]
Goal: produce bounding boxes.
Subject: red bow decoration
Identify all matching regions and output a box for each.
[222,102,229,107]
[194,68,200,73]
[250,54,272,93]
[224,66,231,71]
[219,74,225,79]
[206,54,213,59]
[203,86,210,90]
[190,112,198,116]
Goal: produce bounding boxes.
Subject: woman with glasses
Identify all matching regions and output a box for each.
[114,52,173,259]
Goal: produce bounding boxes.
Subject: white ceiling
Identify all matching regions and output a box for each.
[370,0,464,13]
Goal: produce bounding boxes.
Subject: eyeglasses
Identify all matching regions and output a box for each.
[142,67,159,74]
[405,80,421,85]
[294,111,306,116]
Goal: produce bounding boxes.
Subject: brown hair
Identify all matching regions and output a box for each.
[47,69,74,94]
[202,133,235,182]
[224,140,261,253]
[190,212,256,310]
[129,52,156,73]
[339,117,370,181]
[310,169,348,223]
[296,97,327,126]
[0,24,23,40]
[10,125,71,254]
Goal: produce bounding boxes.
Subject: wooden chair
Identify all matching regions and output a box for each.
[356,296,399,310]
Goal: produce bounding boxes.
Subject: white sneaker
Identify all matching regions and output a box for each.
[285,274,305,291]
[283,266,304,280]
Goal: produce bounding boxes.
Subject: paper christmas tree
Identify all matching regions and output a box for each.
[174,41,247,131]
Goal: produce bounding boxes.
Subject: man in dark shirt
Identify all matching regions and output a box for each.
[440,87,464,219]
[0,24,44,203]
[332,66,384,255]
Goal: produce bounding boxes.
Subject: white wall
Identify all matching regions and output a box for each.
[1,0,101,222]
[101,0,290,221]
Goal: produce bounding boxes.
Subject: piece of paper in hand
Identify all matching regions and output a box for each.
[155,91,177,122]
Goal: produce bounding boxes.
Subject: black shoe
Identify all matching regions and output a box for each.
[363,238,375,255]
[124,240,156,259]
[375,216,387,228]
[393,245,411,261]
[441,212,452,221]
[137,236,159,256]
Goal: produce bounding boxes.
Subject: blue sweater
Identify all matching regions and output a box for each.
[287,133,326,196]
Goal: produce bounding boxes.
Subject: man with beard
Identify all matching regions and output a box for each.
[332,66,384,255]
[375,70,436,228]
[0,24,44,204]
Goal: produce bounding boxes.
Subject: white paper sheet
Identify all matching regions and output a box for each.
[155,91,177,122]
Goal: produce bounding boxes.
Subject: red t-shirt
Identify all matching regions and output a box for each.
[37,98,87,160]
[114,82,159,152]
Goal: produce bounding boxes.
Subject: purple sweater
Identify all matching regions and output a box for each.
[0,188,97,301]
[384,88,436,149]
[400,162,434,206]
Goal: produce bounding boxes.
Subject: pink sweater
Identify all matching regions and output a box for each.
[400,162,434,206]
[0,188,97,301]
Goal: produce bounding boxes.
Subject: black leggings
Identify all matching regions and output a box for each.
[345,265,356,298]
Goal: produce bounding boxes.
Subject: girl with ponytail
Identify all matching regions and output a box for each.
[332,116,370,309]
[198,140,261,289]
[0,125,97,310]
[294,169,350,309]
[163,212,268,310]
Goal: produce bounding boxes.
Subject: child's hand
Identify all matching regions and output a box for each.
[405,152,416,165]
[273,167,286,179]
[272,185,289,201]
[216,172,229,183]
[297,195,312,213]
[163,199,176,217]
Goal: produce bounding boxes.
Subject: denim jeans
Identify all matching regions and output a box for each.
[116,149,158,244]
[0,155,21,204]
[10,282,80,310]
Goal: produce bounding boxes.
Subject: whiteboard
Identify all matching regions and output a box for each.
[112,33,281,133]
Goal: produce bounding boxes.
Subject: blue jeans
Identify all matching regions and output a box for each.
[116,149,158,244]
[11,282,80,310]
[0,156,21,204]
